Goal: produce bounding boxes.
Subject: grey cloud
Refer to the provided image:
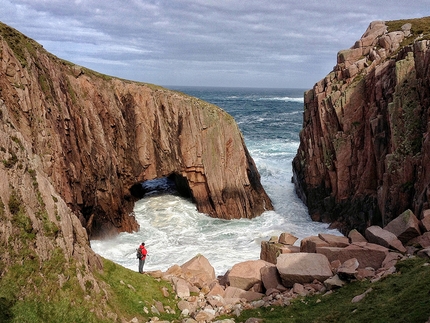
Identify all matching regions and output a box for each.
[1,0,430,88]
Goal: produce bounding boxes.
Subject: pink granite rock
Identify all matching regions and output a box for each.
[365,226,407,253]
[384,209,421,244]
[276,253,333,287]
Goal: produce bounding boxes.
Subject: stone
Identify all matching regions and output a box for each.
[276,253,333,287]
[318,233,350,247]
[384,209,421,244]
[365,226,407,253]
[172,277,190,298]
[224,286,263,302]
[351,288,373,303]
[228,260,270,291]
[181,254,216,288]
[408,232,430,248]
[421,209,430,232]
[348,229,367,243]
[337,258,359,280]
[194,309,215,322]
[260,264,283,290]
[324,275,345,290]
[207,283,225,297]
[293,283,307,296]
[279,232,298,245]
[317,243,388,269]
[382,252,403,269]
[417,248,430,259]
[300,236,330,253]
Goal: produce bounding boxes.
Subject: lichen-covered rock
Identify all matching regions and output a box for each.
[293,17,430,234]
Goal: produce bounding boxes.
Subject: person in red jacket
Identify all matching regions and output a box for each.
[137,242,148,273]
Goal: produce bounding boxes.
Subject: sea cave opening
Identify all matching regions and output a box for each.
[129,173,193,200]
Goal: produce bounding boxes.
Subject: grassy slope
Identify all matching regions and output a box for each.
[235,257,430,323]
[0,257,178,323]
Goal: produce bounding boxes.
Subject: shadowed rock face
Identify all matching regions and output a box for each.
[293,19,430,234]
[0,23,272,239]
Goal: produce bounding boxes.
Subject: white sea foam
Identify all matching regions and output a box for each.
[91,140,341,276]
[258,96,304,103]
[90,87,340,276]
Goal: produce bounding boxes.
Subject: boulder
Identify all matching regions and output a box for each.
[228,260,270,291]
[318,233,350,247]
[417,248,430,259]
[421,209,430,232]
[279,232,299,245]
[300,236,330,253]
[408,232,430,248]
[384,209,421,244]
[348,229,367,243]
[276,253,333,287]
[207,282,225,297]
[260,263,283,291]
[324,275,345,290]
[260,241,298,264]
[181,254,216,288]
[316,243,388,269]
[365,226,407,253]
[337,258,359,280]
[172,277,190,298]
[224,286,263,302]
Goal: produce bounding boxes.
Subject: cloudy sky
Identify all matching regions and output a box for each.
[2,1,430,89]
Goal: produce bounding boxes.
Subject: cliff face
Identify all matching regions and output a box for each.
[293,18,430,234]
[0,22,272,243]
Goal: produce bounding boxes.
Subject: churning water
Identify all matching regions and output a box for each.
[90,87,341,276]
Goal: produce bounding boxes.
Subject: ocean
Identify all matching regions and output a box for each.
[90,87,341,276]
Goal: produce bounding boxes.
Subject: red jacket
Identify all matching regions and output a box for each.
[139,245,147,259]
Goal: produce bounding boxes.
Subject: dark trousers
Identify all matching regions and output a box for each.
[138,258,146,273]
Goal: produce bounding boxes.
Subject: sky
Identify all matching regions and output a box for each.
[1,1,430,89]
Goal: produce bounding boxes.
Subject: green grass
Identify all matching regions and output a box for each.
[0,254,180,323]
[386,16,430,45]
[96,258,179,322]
[234,257,430,323]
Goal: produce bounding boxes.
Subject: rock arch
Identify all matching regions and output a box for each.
[0,38,273,239]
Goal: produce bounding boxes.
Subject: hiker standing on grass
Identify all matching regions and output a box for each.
[137,242,148,273]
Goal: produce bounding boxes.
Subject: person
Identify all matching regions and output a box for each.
[137,242,148,273]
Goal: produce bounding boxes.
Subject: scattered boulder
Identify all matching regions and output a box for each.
[337,258,359,280]
[181,254,216,288]
[324,275,345,290]
[365,226,407,253]
[279,232,299,245]
[260,263,283,291]
[276,253,333,287]
[300,236,330,253]
[421,209,430,232]
[318,233,350,247]
[317,243,387,269]
[172,277,190,298]
[417,248,430,259]
[384,209,421,244]
[348,229,367,243]
[408,232,430,248]
[228,260,270,291]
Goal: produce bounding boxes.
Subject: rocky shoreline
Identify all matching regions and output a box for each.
[132,208,430,323]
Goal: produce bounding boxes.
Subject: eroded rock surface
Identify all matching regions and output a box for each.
[0,23,272,239]
[293,18,430,234]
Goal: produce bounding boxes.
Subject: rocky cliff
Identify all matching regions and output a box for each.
[293,17,430,234]
[0,23,273,242]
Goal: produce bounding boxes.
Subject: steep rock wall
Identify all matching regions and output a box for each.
[293,18,430,234]
[0,23,273,240]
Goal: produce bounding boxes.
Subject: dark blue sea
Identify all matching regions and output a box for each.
[91,87,341,275]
